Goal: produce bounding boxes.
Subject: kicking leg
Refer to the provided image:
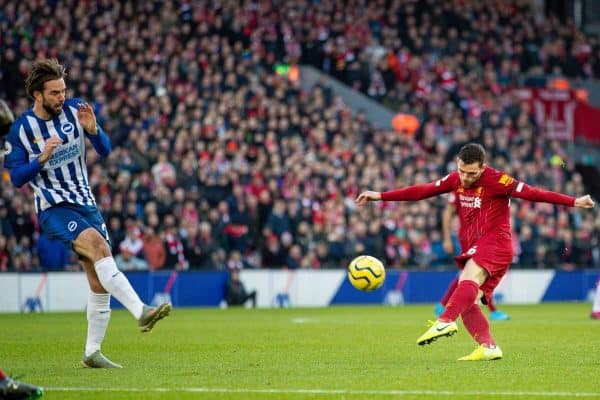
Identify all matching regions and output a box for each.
[417,259,487,346]
[440,259,488,321]
[73,228,144,319]
[73,228,170,331]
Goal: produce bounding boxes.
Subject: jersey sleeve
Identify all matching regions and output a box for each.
[70,98,112,157]
[381,172,458,201]
[2,123,42,187]
[510,180,576,206]
[87,125,112,157]
[490,170,576,206]
[486,171,517,196]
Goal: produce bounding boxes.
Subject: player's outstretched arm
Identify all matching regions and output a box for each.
[511,181,595,209]
[356,174,457,207]
[78,102,111,157]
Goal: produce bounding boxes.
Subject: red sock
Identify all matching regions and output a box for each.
[440,276,459,306]
[0,369,5,380]
[439,280,479,322]
[487,297,497,312]
[462,303,496,346]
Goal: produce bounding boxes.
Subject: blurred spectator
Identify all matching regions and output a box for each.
[0,0,597,272]
[0,235,9,272]
[224,269,257,308]
[114,249,148,271]
[261,234,286,268]
[107,216,126,255]
[266,200,292,237]
[142,227,166,270]
[285,244,303,269]
[184,221,218,269]
[119,224,144,259]
[518,225,538,267]
[163,215,187,270]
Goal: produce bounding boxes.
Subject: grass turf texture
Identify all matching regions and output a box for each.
[1,303,599,399]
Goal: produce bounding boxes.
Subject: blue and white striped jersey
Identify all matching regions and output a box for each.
[2,98,111,213]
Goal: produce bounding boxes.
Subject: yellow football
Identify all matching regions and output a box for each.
[347,255,386,291]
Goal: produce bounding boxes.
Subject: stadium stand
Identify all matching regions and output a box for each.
[0,0,598,271]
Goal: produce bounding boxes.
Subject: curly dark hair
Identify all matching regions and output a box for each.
[25,58,66,99]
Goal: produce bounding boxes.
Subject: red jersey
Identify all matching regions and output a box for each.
[381,166,576,264]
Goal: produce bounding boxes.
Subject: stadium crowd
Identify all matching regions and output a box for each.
[0,0,599,272]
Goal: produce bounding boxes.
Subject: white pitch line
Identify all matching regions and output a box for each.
[46,387,600,397]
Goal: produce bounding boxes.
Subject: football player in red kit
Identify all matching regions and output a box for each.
[435,193,510,321]
[355,143,595,361]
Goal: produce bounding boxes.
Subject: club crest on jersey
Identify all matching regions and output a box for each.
[61,122,74,134]
[499,174,514,187]
[67,221,78,232]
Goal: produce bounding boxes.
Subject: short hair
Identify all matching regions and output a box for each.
[457,143,486,165]
[25,59,66,99]
[0,99,14,138]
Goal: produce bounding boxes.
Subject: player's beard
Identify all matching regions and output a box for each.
[461,179,474,188]
[41,96,63,118]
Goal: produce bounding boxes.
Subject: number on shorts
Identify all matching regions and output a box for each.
[101,223,110,242]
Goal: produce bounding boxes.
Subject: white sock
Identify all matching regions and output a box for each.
[85,292,111,357]
[593,281,600,313]
[94,257,144,319]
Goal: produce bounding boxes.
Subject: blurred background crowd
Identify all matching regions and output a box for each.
[0,0,599,272]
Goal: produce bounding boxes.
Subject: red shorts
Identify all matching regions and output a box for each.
[454,244,511,305]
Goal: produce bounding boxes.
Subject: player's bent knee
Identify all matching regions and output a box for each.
[73,228,112,261]
[460,259,489,286]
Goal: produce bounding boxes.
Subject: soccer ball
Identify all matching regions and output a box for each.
[347,255,386,291]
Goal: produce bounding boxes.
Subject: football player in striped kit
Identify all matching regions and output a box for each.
[2,59,171,368]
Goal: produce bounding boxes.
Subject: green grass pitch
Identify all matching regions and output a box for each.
[1,303,599,399]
